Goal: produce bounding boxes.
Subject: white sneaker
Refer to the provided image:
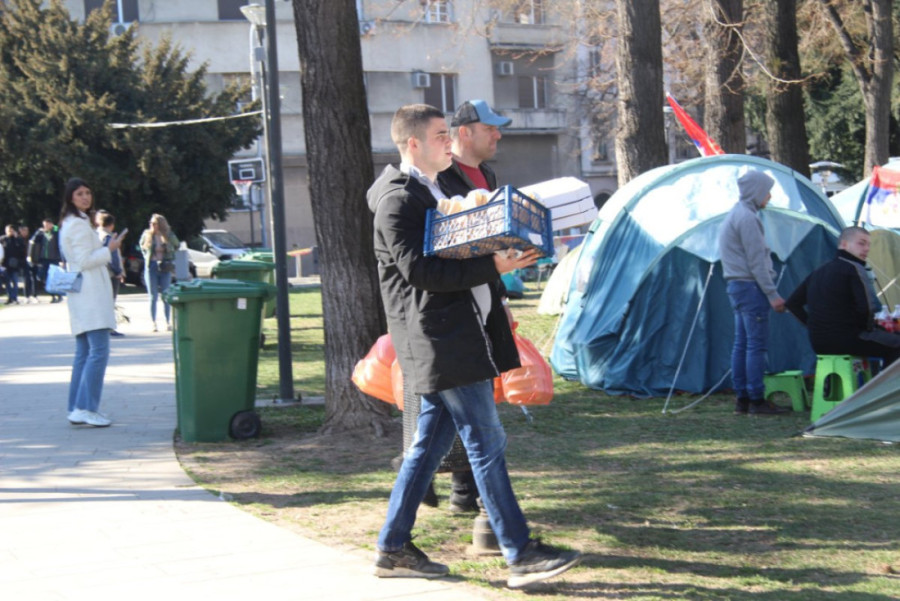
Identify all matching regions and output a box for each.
[82,411,112,427]
[152,322,158,332]
[68,409,87,425]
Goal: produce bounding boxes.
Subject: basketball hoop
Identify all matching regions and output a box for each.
[232,180,253,203]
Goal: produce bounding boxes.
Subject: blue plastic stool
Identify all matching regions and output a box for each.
[810,355,872,422]
[764,370,809,412]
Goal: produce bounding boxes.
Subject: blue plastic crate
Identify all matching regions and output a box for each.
[424,186,553,259]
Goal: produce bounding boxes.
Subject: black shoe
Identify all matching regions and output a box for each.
[449,470,479,512]
[734,397,750,415]
[507,539,582,589]
[373,541,449,579]
[110,330,125,337]
[749,400,791,415]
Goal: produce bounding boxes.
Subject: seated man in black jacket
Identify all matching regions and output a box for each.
[786,226,900,366]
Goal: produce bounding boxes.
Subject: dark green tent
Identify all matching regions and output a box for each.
[803,360,900,443]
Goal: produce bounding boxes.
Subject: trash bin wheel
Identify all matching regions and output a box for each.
[230,410,261,439]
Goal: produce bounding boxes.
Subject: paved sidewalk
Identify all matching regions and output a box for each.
[0,293,490,600]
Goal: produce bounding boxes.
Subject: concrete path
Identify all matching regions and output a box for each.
[0,292,490,600]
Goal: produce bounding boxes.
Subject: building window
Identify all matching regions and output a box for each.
[424,1,453,24]
[513,0,543,25]
[424,73,456,113]
[517,76,547,109]
[218,0,248,21]
[84,0,139,22]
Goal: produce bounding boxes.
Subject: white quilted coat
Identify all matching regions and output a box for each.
[60,213,116,336]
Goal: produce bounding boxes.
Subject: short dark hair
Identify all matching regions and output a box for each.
[390,104,446,152]
[100,213,116,227]
[839,226,868,245]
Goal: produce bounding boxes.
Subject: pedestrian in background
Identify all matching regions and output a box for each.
[58,177,126,428]
[99,212,126,337]
[139,214,179,332]
[19,224,38,303]
[30,218,63,302]
[0,224,26,305]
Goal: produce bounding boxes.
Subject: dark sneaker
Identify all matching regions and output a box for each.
[749,400,791,415]
[507,539,582,589]
[734,397,750,415]
[373,541,449,579]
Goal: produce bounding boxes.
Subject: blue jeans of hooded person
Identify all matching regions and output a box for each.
[145,259,172,324]
[727,280,770,401]
[68,328,110,413]
[5,268,19,302]
[377,379,531,563]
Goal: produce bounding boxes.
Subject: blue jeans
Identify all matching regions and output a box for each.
[22,264,36,297]
[726,280,770,400]
[5,268,19,302]
[377,380,531,563]
[68,329,111,413]
[145,260,172,324]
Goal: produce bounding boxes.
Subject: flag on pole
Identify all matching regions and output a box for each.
[863,165,900,228]
[665,93,725,157]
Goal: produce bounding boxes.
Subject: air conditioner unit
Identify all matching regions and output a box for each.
[497,61,514,76]
[412,72,431,89]
[109,22,132,37]
[359,20,375,36]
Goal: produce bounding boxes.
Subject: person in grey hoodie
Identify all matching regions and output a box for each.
[718,169,790,415]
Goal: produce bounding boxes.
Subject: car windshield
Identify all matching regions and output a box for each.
[204,231,246,249]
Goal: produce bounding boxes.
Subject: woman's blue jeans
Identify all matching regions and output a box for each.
[145,260,172,324]
[68,329,110,413]
[377,380,531,563]
[726,280,770,400]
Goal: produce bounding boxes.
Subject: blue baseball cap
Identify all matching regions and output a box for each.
[450,99,512,128]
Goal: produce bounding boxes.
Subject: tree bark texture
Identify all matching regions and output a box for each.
[292,0,391,434]
[614,0,668,185]
[764,0,810,177]
[703,0,746,153]
[816,0,893,175]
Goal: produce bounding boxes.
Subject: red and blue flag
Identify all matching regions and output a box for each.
[666,93,725,158]
[863,165,900,228]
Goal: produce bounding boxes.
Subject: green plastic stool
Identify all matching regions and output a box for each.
[764,370,809,412]
[810,355,872,422]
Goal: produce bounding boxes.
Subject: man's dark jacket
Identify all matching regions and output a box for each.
[0,235,26,270]
[437,158,498,198]
[785,249,877,352]
[367,164,519,394]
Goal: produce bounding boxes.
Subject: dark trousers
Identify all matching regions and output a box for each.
[812,329,900,367]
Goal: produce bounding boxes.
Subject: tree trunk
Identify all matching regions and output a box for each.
[291,0,391,434]
[614,0,668,185]
[816,0,893,175]
[764,0,810,177]
[703,0,745,153]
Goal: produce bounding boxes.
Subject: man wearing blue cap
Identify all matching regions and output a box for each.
[438,99,511,198]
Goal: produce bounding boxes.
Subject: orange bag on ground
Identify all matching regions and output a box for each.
[351,334,396,405]
[501,331,554,405]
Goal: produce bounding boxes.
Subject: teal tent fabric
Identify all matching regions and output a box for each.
[804,360,900,443]
[551,154,845,397]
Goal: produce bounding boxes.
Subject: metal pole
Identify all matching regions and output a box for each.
[262,0,295,402]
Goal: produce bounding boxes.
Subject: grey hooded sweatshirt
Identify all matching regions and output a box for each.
[718,169,779,301]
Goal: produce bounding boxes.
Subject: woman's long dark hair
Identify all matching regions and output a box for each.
[59,177,92,223]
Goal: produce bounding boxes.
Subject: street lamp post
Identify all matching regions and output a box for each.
[241,1,295,403]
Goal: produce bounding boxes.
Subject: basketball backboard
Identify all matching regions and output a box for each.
[228,157,266,183]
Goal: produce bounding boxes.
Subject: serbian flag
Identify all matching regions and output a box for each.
[863,165,900,228]
[666,93,725,157]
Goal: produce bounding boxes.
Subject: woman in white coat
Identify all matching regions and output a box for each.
[59,178,126,427]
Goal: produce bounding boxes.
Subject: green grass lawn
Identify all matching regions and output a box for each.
[179,283,900,600]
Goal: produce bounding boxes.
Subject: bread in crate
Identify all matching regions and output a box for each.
[424,185,553,259]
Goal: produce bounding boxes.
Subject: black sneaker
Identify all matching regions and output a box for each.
[734,397,750,415]
[507,539,582,589]
[749,400,791,415]
[373,541,449,579]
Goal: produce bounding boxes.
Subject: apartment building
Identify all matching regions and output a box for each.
[63,0,618,263]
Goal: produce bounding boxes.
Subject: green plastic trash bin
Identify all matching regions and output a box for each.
[212,259,276,318]
[163,279,276,443]
[241,250,274,264]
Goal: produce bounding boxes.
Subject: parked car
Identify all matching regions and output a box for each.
[188,229,249,261]
[122,243,218,287]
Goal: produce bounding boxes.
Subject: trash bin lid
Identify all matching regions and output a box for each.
[241,251,275,263]
[163,278,276,303]
[211,259,275,275]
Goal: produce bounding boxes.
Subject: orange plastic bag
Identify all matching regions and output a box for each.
[391,358,503,411]
[501,332,553,405]
[351,334,396,405]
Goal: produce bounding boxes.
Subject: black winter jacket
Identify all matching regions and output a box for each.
[785,250,877,349]
[0,235,26,270]
[437,158,499,199]
[367,164,520,394]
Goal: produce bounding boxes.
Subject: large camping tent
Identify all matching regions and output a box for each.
[551,154,846,397]
[804,360,900,443]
